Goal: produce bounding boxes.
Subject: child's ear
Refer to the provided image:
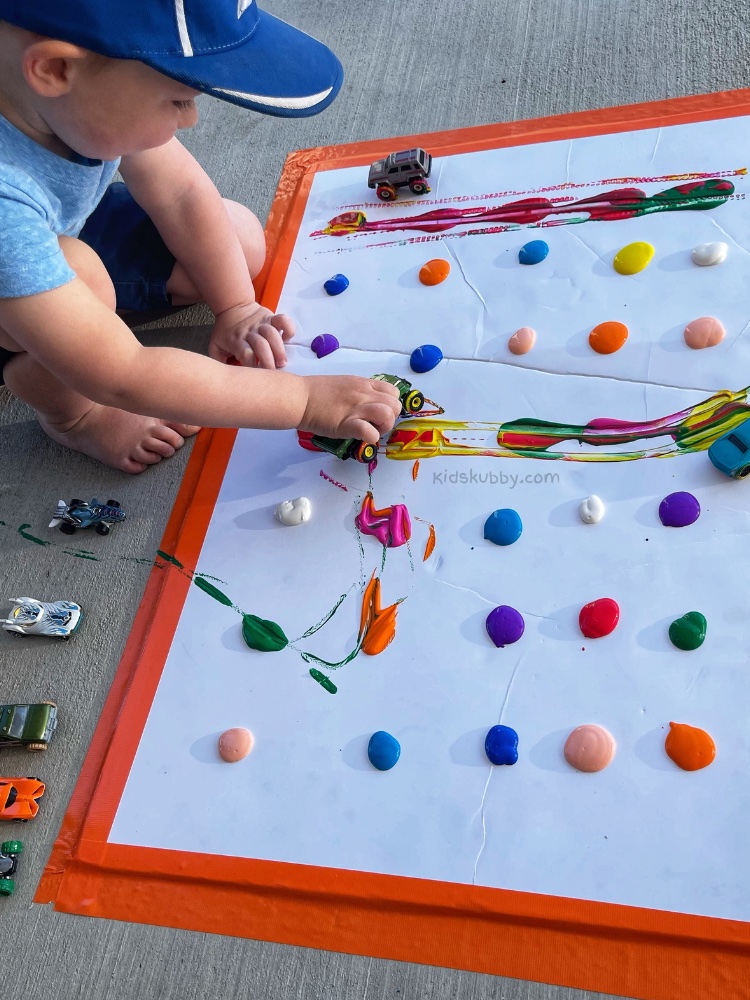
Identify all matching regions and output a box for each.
[22,40,89,97]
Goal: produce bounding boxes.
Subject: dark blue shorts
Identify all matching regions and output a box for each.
[1,182,176,385]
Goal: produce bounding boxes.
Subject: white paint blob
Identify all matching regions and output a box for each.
[691,241,728,266]
[274,497,312,526]
[579,495,605,524]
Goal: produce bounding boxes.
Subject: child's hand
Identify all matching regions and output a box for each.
[208,303,295,368]
[300,376,402,444]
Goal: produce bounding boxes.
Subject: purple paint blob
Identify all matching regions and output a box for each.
[486,605,525,647]
[658,491,700,527]
[311,334,339,358]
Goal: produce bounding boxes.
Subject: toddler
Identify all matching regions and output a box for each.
[0,0,401,472]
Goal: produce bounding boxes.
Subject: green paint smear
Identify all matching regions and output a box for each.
[242,614,288,652]
[669,611,707,651]
[309,668,337,694]
[296,592,348,640]
[156,549,184,569]
[300,642,363,671]
[18,524,50,546]
[193,576,234,607]
[64,550,99,561]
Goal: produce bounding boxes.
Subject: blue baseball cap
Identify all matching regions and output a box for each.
[0,0,344,118]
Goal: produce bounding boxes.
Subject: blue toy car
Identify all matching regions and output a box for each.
[49,498,126,536]
[708,419,750,478]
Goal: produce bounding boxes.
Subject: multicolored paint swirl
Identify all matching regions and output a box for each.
[386,386,750,462]
[315,179,734,239]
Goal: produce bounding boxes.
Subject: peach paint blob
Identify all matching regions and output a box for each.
[419,258,451,285]
[218,727,255,763]
[589,321,629,354]
[508,327,537,355]
[665,722,716,770]
[683,316,726,349]
[563,725,616,772]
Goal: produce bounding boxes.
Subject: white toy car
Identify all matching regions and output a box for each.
[1,598,82,639]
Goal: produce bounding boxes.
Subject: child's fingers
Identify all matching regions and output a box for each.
[270,313,295,342]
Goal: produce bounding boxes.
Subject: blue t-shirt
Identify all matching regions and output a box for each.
[0,113,120,298]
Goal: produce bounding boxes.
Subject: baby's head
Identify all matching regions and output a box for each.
[0,0,343,158]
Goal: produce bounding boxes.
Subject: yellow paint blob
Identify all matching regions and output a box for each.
[419,258,451,285]
[613,241,655,275]
[218,727,255,763]
[665,721,715,771]
[589,321,629,354]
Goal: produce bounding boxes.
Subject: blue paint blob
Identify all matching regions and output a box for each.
[485,725,519,765]
[483,508,522,546]
[311,334,339,358]
[410,344,443,373]
[518,240,549,265]
[368,731,401,770]
[324,273,350,295]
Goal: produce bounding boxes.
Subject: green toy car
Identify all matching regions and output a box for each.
[0,840,22,896]
[0,703,58,752]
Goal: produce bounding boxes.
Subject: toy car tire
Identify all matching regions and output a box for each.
[1,841,22,854]
[26,743,47,752]
[106,500,120,507]
[95,523,110,536]
[69,499,83,507]
[738,465,750,478]
[0,880,14,896]
[59,523,76,535]
[6,632,25,638]
[403,390,425,414]
[354,442,378,463]
[376,184,396,201]
[409,180,428,195]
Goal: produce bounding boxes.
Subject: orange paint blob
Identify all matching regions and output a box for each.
[665,721,716,771]
[412,459,420,481]
[218,728,255,763]
[589,321,629,354]
[358,573,403,655]
[419,258,451,285]
[423,523,436,561]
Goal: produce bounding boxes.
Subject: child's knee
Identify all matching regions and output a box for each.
[58,236,117,311]
[223,200,266,278]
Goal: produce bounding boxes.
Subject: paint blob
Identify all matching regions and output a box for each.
[483,508,522,546]
[691,241,728,266]
[669,611,707,650]
[613,241,654,275]
[419,258,450,285]
[359,573,403,655]
[485,725,519,765]
[241,614,289,652]
[579,597,619,638]
[665,721,716,770]
[659,491,700,527]
[683,316,725,349]
[410,344,443,373]
[323,273,349,295]
[564,725,616,772]
[309,667,337,694]
[355,493,411,547]
[368,731,401,770]
[579,495,605,524]
[589,321,629,354]
[486,605,525,647]
[218,728,254,763]
[508,327,536,355]
[310,334,339,358]
[274,497,312,526]
[518,239,549,265]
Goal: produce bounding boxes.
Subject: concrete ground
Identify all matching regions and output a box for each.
[1,0,748,997]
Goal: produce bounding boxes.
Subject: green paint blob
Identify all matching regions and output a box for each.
[18,524,50,546]
[669,611,707,651]
[309,668,337,694]
[156,550,184,569]
[193,577,234,607]
[241,614,288,652]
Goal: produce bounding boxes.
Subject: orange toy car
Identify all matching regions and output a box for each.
[0,777,45,821]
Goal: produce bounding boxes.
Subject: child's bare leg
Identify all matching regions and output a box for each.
[166,200,265,304]
[3,236,199,474]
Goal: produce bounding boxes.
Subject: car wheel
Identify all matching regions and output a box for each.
[738,465,750,478]
[106,500,120,507]
[6,631,25,638]
[404,390,425,414]
[69,499,83,507]
[59,523,76,535]
[376,184,396,201]
[0,879,14,896]
[1,841,22,855]
[354,442,378,463]
[409,180,428,195]
[26,743,47,752]
[95,523,110,536]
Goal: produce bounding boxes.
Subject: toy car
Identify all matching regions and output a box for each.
[708,418,750,478]
[1,598,82,639]
[368,148,432,202]
[308,374,426,463]
[49,497,125,536]
[0,840,22,896]
[0,778,45,821]
[0,703,57,751]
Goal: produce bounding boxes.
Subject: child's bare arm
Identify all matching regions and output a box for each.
[0,280,401,441]
[120,138,290,368]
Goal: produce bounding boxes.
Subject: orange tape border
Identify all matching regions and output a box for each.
[36,90,750,1000]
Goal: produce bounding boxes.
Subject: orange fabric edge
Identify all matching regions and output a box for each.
[36,89,750,999]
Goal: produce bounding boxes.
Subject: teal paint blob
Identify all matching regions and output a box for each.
[483,508,522,546]
[485,725,519,765]
[518,240,549,265]
[368,731,401,770]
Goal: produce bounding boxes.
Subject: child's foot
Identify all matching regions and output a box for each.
[38,402,200,474]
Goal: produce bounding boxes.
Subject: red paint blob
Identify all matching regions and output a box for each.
[579,597,620,638]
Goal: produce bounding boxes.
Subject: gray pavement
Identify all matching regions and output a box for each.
[2,0,748,996]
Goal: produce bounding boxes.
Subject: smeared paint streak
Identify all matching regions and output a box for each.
[18,524,51,546]
[316,179,734,239]
[412,460,420,480]
[359,572,404,655]
[64,549,98,562]
[423,522,436,561]
[319,469,348,491]
[665,722,716,770]
[295,592,349,640]
[355,492,412,547]
[156,549,185,569]
[386,385,750,463]
[193,577,235,608]
[309,667,337,694]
